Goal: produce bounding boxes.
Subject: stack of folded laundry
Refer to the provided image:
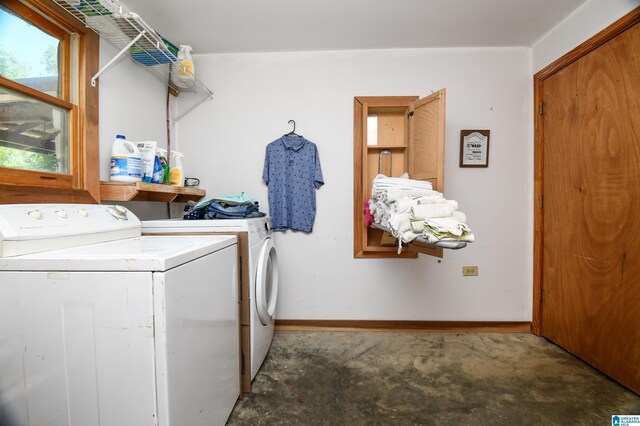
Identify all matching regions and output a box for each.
[368,174,474,251]
[183,192,266,220]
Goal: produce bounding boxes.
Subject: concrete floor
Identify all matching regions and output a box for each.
[228,331,640,425]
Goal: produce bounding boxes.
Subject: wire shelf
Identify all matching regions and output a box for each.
[51,0,213,98]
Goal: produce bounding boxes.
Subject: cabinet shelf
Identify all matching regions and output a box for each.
[52,0,213,102]
[100,181,205,203]
[367,145,408,150]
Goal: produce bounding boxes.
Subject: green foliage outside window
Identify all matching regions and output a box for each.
[0,146,60,173]
[0,46,28,79]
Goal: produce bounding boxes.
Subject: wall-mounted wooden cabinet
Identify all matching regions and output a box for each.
[353,90,446,258]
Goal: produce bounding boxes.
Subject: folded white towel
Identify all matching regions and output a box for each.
[388,212,412,236]
[390,198,418,214]
[371,175,434,201]
[424,217,470,237]
[410,220,425,233]
[379,210,391,227]
[410,203,454,220]
[415,194,445,204]
[371,200,387,223]
[401,230,420,243]
[452,211,467,223]
[420,229,441,243]
[420,228,475,243]
[372,174,432,190]
[368,199,377,215]
[446,200,458,211]
[380,189,439,203]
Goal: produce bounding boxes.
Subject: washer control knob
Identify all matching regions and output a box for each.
[114,205,128,218]
[29,210,43,220]
[55,210,68,219]
[107,206,128,220]
[78,209,88,217]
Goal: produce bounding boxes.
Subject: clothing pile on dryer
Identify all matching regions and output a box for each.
[183,192,266,220]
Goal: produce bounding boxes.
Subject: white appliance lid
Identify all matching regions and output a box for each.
[143,218,268,233]
[0,235,236,272]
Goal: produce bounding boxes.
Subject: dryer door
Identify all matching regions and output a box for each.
[255,237,278,326]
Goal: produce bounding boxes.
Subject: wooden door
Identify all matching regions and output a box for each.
[539,20,640,393]
[407,89,446,257]
[408,89,446,192]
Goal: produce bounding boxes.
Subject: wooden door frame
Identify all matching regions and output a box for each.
[532,7,640,335]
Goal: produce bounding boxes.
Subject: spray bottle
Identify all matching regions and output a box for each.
[150,148,163,184]
[156,148,170,184]
[172,45,195,88]
[170,151,184,187]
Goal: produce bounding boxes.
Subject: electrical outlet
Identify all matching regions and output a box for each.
[462,266,478,276]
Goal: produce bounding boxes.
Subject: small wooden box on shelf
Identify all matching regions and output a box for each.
[100,181,205,203]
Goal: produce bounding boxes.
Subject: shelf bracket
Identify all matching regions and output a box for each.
[91,30,147,87]
[173,89,214,123]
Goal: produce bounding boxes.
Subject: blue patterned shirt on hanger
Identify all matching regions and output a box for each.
[262,135,324,232]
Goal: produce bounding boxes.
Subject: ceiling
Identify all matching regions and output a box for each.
[122,0,587,54]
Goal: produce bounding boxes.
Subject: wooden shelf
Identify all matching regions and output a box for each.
[367,145,408,150]
[100,181,205,202]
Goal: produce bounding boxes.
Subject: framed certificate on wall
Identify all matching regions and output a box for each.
[460,130,490,168]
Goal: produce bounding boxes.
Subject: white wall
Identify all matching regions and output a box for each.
[92,0,638,321]
[98,40,169,179]
[98,40,173,219]
[176,48,533,321]
[532,0,638,72]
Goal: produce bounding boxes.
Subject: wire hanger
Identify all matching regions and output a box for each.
[286,119,302,137]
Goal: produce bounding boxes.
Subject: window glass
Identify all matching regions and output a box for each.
[0,4,61,98]
[0,86,69,174]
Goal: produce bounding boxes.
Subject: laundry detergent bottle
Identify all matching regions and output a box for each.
[110,135,142,182]
[170,151,184,187]
[172,45,195,88]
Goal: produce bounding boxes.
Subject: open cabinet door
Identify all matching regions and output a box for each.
[407,89,446,257]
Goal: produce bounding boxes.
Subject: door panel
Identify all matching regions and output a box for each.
[408,89,446,256]
[255,238,278,326]
[409,89,446,192]
[0,271,156,426]
[541,22,640,393]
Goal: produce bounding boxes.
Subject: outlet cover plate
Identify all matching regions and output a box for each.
[463,266,478,276]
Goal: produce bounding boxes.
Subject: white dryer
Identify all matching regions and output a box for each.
[142,217,278,391]
[0,204,240,426]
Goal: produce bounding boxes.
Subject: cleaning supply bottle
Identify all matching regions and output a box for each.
[170,151,184,186]
[172,45,195,89]
[110,135,142,182]
[157,148,170,184]
[151,151,164,184]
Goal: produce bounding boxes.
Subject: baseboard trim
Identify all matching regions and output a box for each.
[275,320,532,333]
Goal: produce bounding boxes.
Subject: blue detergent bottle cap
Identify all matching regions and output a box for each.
[116,134,126,139]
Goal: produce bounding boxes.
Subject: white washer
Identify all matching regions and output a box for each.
[0,204,239,426]
[142,217,278,385]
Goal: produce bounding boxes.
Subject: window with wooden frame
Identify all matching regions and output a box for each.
[0,0,99,204]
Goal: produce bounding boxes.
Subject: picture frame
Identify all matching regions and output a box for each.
[459,130,490,168]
